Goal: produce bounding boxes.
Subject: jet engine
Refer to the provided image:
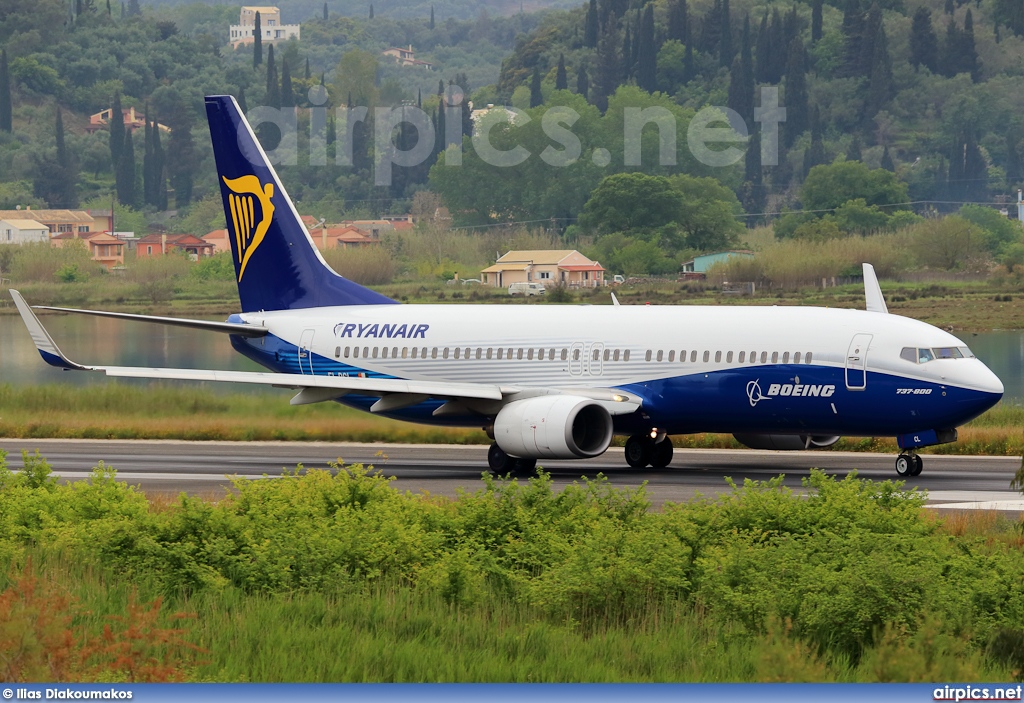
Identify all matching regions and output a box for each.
[733,434,841,451]
[494,396,614,459]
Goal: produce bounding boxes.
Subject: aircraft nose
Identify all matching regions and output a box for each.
[976,360,1004,397]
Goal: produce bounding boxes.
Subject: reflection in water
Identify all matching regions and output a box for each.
[1,315,1023,403]
[0,313,267,394]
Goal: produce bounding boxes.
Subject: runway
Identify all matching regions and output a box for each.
[1,439,1021,510]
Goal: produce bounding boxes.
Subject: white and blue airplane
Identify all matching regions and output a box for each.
[10,95,1005,477]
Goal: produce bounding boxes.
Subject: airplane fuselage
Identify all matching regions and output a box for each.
[228,303,1003,438]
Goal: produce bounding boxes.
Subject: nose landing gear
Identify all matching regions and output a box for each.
[895,452,923,477]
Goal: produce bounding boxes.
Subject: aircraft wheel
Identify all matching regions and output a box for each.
[910,454,924,477]
[650,438,674,468]
[625,434,653,468]
[488,443,515,473]
[512,458,537,477]
[895,453,914,477]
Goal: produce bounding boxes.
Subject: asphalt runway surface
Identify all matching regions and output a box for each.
[1,439,1021,510]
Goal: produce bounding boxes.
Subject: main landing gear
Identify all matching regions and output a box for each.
[487,442,537,477]
[895,452,923,478]
[624,434,674,469]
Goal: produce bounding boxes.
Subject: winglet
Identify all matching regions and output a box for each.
[863,263,888,314]
[10,290,90,370]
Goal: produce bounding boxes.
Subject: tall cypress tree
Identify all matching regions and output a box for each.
[529,65,543,107]
[755,11,771,82]
[265,44,280,108]
[143,104,153,205]
[555,54,568,90]
[584,0,599,48]
[784,37,808,147]
[430,5,435,29]
[683,30,695,82]
[668,0,688,42]
[859,3,882,79]
[847,134,863,161]
[1006,129,1022,185]
[305,57,311,80]
[115,128,136,207]
[109,92,124,171]
[593,15,620,112]
[803,105,827,176]
[811,0,823,44]
[909,7,939,72]
[864,19,893,121]
[621,24,633,81]
[152,120,166,211]
[638,3,657,92]
[727,15,754,126]
[769,8,787,82]
[719,0,734,67]
[323,2,327,20]
[941,17,961,77]
[947,131,966,200]
[0,49,11,133]
[700,0,723,55]
[576,64,589,98]
[839,0,864,78]
[369,3,374,19]
[253,11,263,68]
[126,0,140,15]
[880,145,895,171]
[237,87,248,114]
[963,8,980,81]
[281,58,294,107]
[964,129,987,201]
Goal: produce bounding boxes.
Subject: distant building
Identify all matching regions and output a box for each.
[51,231,124,270]
[0,209,93,235]
[203,229,231,255]
[481,250,606,288]
[0,219,49,244]
[312,224,380,250]
[382,45,433,69]
[85,107,167,135]
[230,6,300,48]
[137,234,215,261]
[680,250,755,274]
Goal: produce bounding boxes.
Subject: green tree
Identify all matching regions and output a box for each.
[578,172,686,235]
[576,64,588,99]
[719,0,733,68]
[332,49,379,109]
[909,7,938,72]
[833,198,890,233]
[801,160,908,211]
[115,128,136,207]
[593,14,620,112]
[281,58,294,108]
[0,49,11,133]
[959,204,1022,253]
[637,3,657,92]
[429,5,434,29]
[811,0,823,43]
[962,9,980,82]
[656,40,688,94]
[529,65,542,108]
[880,145,895,171]
[668,0,687,43]
[265,44,280,108]
[33,107,78,208]
[555,54,567,91]
[784,38,808,147]
[912,216,986,269]
[669,173,743,250]
[863,19,893,122]
[584,0,599,48]
[109,91,124,171]
[253,10,262,68]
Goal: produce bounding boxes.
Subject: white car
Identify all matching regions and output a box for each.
[508,282,546,296]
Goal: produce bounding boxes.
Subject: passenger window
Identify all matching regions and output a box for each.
[794,351,801,364]
[573,349,581,361]
[550,348,556,359]
[373,347,379,358]
[344,347,351,358]
[782,352,789,364]
[806,352,813,364]
[690,350,697,363]
[739,351,745,363]
[715,351,722,363]
[411,347,418,359]
[561,349,568,361]
[614,349,621,362]
[335,346,341,358]
[771,352,778,363]
[538,349,545,360]
[760,351,768,363]
[508,348,514,359]
[443,348,450,359]
[431,347,438,359]
[382,347,389,359]
[527,348,534,360]
[646,350,652,362]
[623,350,630,362]
[750,351,756,363]
[668,350,675,362]
[453,348,460,359]
[656,350,663,362]
[726,351,733,363]
[486,348,492,360]
[393,347,399,358]
[604,349,610,361]
[364,347,370,358]
[422,347,428,359]
[402,348,408,359]
[517,348,524,360]
[680,350,686,362]
[497,348,504,360]
[703,351,710,363]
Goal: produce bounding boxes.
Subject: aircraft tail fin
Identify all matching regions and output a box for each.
[204,95,397,312]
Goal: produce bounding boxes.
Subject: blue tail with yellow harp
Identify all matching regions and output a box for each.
[205,95,397,312]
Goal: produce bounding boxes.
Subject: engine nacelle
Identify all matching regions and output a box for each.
[494,396,614,459]
[733,434,841,451]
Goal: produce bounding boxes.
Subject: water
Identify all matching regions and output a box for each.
[1,315,1023,403]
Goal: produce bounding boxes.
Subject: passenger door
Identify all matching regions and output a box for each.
[298,329,315,375]
[845,333,872,390]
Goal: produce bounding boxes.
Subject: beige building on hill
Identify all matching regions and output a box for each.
[0,219,49,244]
[230,6,300,48]
[481,250,606,288]
[0,209,93,235]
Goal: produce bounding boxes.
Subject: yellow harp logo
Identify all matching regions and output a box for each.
[223,175,275,282]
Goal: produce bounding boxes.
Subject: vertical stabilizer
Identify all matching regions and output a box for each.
[205,95,397,312]
[863,263,888,314]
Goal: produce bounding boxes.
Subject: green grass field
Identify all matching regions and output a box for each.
[2,455,1023,682]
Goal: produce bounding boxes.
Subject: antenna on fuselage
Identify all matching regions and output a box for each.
[863,263,888,314]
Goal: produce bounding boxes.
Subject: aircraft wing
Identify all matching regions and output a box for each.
[31,304,269,337]
[10,290,642,414]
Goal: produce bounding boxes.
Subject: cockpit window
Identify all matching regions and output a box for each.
[901,346,975,363]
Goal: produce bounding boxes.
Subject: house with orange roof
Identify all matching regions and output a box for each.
[202,229,231,255]
[312,224,379,250]
[480,250,606,288]
[137,234,215,261]
[51,231,124,270]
